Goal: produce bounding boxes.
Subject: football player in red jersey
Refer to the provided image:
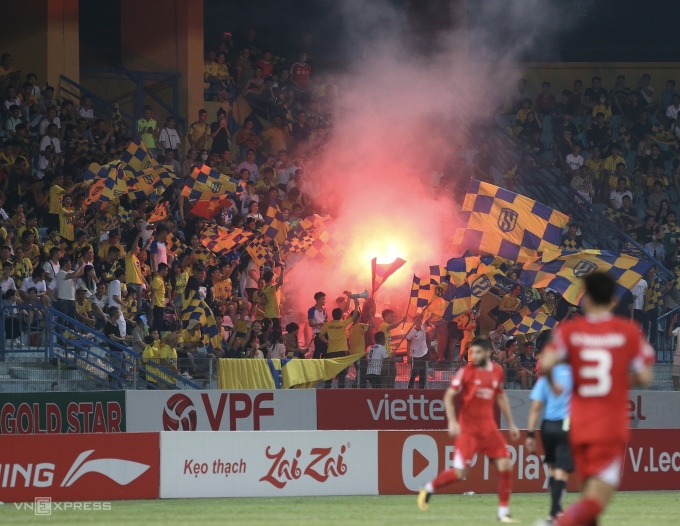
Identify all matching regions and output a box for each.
[417,337,521,523]
[540,272,654,526]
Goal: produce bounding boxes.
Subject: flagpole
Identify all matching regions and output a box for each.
[401,274,416,329]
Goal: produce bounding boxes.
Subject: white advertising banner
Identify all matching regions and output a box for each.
[501,390,680,429]
[160,431,378,498]
[126,390,317,432]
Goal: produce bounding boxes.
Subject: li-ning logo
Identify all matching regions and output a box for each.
[573,260,598,278]
[498,208,518,233]
[470,275,492,298]
[163,394,197,431]
[259,445,349,489]
[0,450,149,488]
[61,450,150,487]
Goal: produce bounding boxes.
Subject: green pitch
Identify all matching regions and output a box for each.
[2,492,679,525]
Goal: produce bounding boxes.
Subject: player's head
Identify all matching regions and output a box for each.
[374,331,386,345]
[331,307,343,320]
[470,337,492,367]
[583,272,615,308]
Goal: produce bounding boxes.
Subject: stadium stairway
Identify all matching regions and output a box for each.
[0,306,205,392]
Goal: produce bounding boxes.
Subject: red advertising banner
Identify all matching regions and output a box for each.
[0,432,160,502]
[317,390,448,430]
[619,429,680,491]
[317,390,500,430]
[378,430,680,494]
[378,430,574,494]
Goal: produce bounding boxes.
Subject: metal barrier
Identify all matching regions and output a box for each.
[0,304,51,361]
[50,308,204,391]
[79,69,185,134]
[324,359,676,391]
[656,305,680,363]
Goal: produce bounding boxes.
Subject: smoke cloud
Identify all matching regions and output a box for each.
[284,0,576,317]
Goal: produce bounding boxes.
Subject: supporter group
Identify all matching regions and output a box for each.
[0,33,678,390]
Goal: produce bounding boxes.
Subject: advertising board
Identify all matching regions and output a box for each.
[0,391,125,434]
[0,432,159,502]
[502,390,680,429]
[126,390,316,431]
[160,431,378,498]
[316,389,500,430]
[317,389,449,430]
[377,429,680,494]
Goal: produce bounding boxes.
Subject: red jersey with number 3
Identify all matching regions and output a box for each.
[450,361,505,434]
[551,313,654,445]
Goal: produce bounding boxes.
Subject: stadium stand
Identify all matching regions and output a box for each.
[0,40,678,393]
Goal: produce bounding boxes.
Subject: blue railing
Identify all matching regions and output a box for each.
[80,68,185,133]
[49,308,202,390]
[58,75,135,128]
[0,304,51,361]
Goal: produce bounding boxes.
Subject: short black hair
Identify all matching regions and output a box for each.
[332,307,343,320]
[374,331,386,345]
[471,337,492,352]
[584,272,615,305]
[314,291,325,301]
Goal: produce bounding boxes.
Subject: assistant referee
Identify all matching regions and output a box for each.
[525,363,574,522]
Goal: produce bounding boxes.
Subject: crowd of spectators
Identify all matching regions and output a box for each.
[503,74,680,364]
[0,43,343,388]
[0,42,675,390]
[511,74,680,249]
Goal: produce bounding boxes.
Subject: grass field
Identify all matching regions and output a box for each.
[2,492,679,525]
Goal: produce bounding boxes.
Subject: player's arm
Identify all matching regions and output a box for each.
[443,386,460,438]
[525,398,544,453]
[496,392,520,441]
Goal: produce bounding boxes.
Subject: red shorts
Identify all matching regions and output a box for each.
[453,429,509,469]
[572,441,625,487]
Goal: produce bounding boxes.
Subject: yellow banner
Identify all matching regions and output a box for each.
[217,354,362,390]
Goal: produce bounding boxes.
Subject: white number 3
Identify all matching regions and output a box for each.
[578,349,613,397]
